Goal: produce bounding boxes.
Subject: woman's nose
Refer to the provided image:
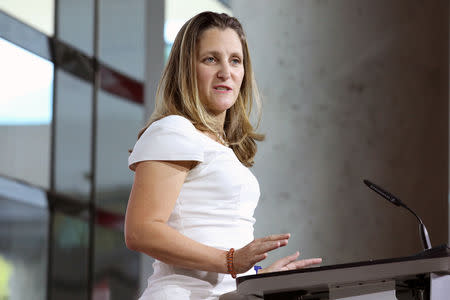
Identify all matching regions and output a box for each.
[217,64,231,79]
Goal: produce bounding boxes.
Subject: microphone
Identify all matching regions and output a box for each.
[363,179,432,250]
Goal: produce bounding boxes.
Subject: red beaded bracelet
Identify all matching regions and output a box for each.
[226,248,237,278]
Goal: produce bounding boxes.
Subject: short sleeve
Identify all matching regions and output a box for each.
[128,115,204,171]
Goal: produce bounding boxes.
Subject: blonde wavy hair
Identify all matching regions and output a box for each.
[138,11,264,167]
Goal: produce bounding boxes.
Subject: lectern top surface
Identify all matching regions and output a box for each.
[237,244,450,286]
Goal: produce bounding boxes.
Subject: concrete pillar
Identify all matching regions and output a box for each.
[140,0,164,292]
[144,0,165,121]
[232,0,448,265]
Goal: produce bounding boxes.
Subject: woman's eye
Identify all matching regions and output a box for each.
[205,57,215,63]
[231,58,241,65]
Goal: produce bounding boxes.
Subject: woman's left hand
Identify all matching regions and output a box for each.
[258,252,322,274]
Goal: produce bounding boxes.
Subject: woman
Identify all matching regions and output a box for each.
[125,11,322,299]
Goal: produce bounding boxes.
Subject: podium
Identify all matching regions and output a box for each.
[235,245,450,300]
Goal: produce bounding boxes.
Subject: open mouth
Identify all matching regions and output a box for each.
[214,85,232,91]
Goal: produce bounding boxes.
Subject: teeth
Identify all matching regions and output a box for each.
[215,87,228,91]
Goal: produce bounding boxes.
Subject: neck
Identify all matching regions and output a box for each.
[208,111,228,146]
[211,110,226,132]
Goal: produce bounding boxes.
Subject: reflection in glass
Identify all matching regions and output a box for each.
[95,90,143,214]
[164,0,232,45]
[54,69,92,201]
[0,38,53,125]
[93,221,139,300]
[0,37,53,188]
[51,212,89,300]
[0,176,49,300]
[57,0,94,56]
[0,0,55,36]
[98,0,146,80]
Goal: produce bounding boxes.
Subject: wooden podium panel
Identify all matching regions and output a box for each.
[236,245,450,299]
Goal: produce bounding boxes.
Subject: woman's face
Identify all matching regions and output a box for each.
[196,27,244,118]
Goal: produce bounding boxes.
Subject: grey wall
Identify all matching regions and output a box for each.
[232,0,448,266]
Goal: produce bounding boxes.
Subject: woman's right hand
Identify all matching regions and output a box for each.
[233,233,291,274]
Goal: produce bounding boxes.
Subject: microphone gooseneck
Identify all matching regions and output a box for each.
[363,179,432,250]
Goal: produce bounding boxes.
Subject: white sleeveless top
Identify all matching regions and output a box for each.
[128,115,260,300]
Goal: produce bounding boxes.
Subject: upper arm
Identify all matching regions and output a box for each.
[125,160,193,241]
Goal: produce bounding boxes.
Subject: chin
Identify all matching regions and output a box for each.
[207,100,236,113]
[213,104,236,114]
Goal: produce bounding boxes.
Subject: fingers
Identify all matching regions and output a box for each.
[250,235,290,257]
[233,233,295,274]
[246,238,289,265]
[264,251,299,271]
[259,240,288,254]
[252,253,268,264]
[261,233,291,242]
[287,257,322,270]
[254,233,290,254]
[263,253,322,273]
[269,251,299,269]
[280,251,300,265]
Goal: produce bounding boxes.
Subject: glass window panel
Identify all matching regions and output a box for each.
[164,0,232,44]
[95,91,143,214]
[57,0,94,56]
[93,222,139,300]
[54,69,92,201]
[0,0,54,36]
[98,0,145,80]
[0,177,49,300]
[50,212,89,300]
[0,11,52,61]
[0,37,52,189]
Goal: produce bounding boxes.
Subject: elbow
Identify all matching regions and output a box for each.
[124,224,145,252]
[124,231,140,251]
[124,221,159,252]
